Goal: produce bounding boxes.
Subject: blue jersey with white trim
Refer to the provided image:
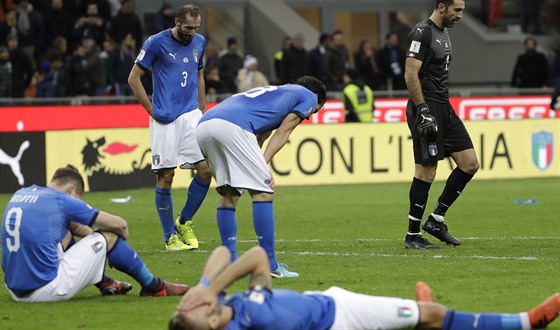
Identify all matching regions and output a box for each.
[1,185,98,294]
[199,84,317,134]
[225,288,335,330]
[135,29,205,124]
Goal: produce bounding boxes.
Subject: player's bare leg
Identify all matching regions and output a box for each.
[423,148,479,246]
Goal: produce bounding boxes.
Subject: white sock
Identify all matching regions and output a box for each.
[519,312,531,329]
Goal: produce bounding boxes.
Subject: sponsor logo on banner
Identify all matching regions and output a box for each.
[532,131,553,171]
[458,97,554,120]
[0,132,46,193]
[81,135,153,191]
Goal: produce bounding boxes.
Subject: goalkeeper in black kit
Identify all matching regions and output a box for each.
[403,0,480,249]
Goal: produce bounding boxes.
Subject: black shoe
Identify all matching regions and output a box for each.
[422,217,461,246]
[404,234,441,249]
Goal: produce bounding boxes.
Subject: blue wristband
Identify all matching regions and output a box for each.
[199,278,211,287]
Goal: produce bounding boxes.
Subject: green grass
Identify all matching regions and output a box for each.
[1,178,559,329]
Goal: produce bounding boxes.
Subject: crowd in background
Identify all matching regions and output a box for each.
[0,0,558,103]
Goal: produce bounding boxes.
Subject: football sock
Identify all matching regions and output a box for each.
[408,177,431,233]
[217,206,238,261]
[107,237,157,289]
[407,215,422,235]
[434,168,474,217]
[252,201,278,271]
[155,187,174,243]
[179,175,210,224]
[443,310,528,329]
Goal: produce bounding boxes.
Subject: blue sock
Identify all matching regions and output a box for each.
[107,237,158,289]
[252,201,278,271]
[217,206,237,261]
[179,175,210,224]
[443,310,524,329]
[155,187,174,243]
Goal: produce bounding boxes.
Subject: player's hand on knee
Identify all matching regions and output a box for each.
[416,103,438,137]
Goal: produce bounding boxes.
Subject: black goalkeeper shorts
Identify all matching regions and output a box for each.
[406,99,474,165]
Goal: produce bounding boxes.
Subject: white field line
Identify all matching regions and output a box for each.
[133,236,558,261]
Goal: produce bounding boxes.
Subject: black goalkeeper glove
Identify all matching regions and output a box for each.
[416,103,438,137]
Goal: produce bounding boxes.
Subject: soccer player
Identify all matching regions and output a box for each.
[403,0,480,249]
[170,245,560,330]
[1,165,188,302]
[128,4,211,251]
[195,76,327,278]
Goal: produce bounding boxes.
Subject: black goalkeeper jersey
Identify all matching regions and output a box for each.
[406,19,453,103]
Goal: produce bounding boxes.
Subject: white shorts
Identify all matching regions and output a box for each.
[196,119,273,194]
[318,286,420,330]
[150,109,204,170]
[8,233,107,302]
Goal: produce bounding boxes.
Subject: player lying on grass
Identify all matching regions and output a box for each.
[170,245,559,330]
[1,164,188,302]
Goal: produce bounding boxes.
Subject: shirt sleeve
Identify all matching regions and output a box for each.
[291,88,318,119]
[60,195,99,227]
[406,26,431,62]
[135,36,157,70]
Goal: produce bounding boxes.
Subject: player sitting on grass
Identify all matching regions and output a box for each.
[1,164,188,302]
[170,245,559,330]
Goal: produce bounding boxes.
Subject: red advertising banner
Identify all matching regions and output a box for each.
[0,95,554,132]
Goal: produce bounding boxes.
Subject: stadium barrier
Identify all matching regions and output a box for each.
[0,95,557,193]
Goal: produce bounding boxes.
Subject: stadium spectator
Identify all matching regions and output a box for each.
[45,35,69,64]
[43,0,75,46]
[551,47,560,110]
[171,245,560,330]
[66,42,90,96]
[376,32,407,90]
[108,33,136,101]
[511,36,550,88]
[0,45,11,97]
[6,34,33,98]
[403,0,479,249]
[128,4,211,251]
[15,0,46,66]
[218,36,243,93]
[0,0,15,21]
[342,69,374,123]
[35,59,57,97]
[204,41,219,68]
[283,33,309,83]
[235,55,269,92]
[69,1,107,47]
[194,75,327,278]
[153,2,175,33]
[520,0,545,34]
[353,39,383,90]
[1,164,189,302]
[273,36,292,84]
[324,30,350,91]
[205,65,225,101]
[308,32,329,85]
[82,37,107,96]
[108,0,143,50]
[78,0,111,24]
[0,8,17,46]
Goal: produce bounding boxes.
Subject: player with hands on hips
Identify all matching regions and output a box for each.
[128,4,212,252]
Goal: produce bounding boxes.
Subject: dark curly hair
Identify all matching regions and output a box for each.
[294,75,327,106]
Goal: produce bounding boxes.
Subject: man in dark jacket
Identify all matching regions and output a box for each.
[511,37,549,88]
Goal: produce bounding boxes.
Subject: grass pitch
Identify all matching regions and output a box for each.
[1,178,559,329]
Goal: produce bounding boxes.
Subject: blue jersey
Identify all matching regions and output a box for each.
[225,288,335,330]
[199,85,318,134]
[1,185,98,294]
[136,29,205,124]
